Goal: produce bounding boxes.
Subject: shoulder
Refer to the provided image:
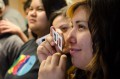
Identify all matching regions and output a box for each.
[18,38,37,53]
[0,34,23,43]
[2,35,24,48]
[0,35,24,55]
[7,35,24,44]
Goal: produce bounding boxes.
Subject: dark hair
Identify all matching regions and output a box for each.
[3,0,9,6]
[23,0,31,12]
[49,6,68,26]
[42,0,67,20]
[88,0,120,79]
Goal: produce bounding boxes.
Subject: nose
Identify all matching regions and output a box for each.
[66,27,77,45]
[30,9,37,17]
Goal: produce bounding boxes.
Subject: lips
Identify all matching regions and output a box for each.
[69,48,81,55]
[29,19,36,23]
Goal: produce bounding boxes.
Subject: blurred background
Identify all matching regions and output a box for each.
[9,0,26,18]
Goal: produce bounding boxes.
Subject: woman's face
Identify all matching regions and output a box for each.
[27,0,49,36]
[67,6,93,70]
[52,15,71,53]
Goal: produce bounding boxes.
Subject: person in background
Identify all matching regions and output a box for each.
[0,32,24,78]
[23,0,31,15]
[37,6,74,79]
[37,7,71,61]
[0,0,24,77]
[4,0,66,79]
[0,19,28,42]
[42,0,66,20]
[23,0,33,40]
[0,0,28,43]
[2,0,27,32]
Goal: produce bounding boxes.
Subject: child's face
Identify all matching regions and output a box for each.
[67,6,93,70]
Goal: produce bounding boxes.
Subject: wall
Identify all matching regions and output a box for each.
[9,0,26,18]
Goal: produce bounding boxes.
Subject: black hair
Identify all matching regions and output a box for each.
[88,0,120,79]
[23,0,31,12]
[3,0,9,6]
[49,6,68,26]
[42,0,67,20]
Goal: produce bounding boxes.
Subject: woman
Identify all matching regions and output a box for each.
[38,0,120,79]
[4,0,66,79]
[38,0,91,79]
[4,0,48,78]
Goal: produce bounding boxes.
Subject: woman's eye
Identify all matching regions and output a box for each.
[29,7,44,11]
[61,27,68,32]
[78,24,86,31]
[38,8,44,11]
[79,24,85,28]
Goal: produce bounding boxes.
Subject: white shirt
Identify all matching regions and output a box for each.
[36,34,48,45]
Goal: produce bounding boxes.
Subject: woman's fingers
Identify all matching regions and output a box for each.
[45,56,52,66]
[40,60,46,70]
[51,53,67,70]
[43,40,55,54]
[37,45,50,62]
[59,54,67,71]
[51,53,61,66]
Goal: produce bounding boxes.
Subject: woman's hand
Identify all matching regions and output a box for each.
[0,20,28,42]
[0,20,22,34]
[38,53,67,79]
[37,27,64,62]
[37,34,56,62]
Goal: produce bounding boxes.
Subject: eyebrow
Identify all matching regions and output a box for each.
[76,20,88,24]
[59,24,69,28]
[76,21,81,24]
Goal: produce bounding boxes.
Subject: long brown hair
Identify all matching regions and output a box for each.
[88,0,120,79]
[67,1,107,79]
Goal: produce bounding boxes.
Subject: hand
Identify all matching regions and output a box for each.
[38,53,67,79]
[37,27,65,62]
[50,26,65,53]
[0,19,28,42]
[0,20,21,35]
[37,34,56,62]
